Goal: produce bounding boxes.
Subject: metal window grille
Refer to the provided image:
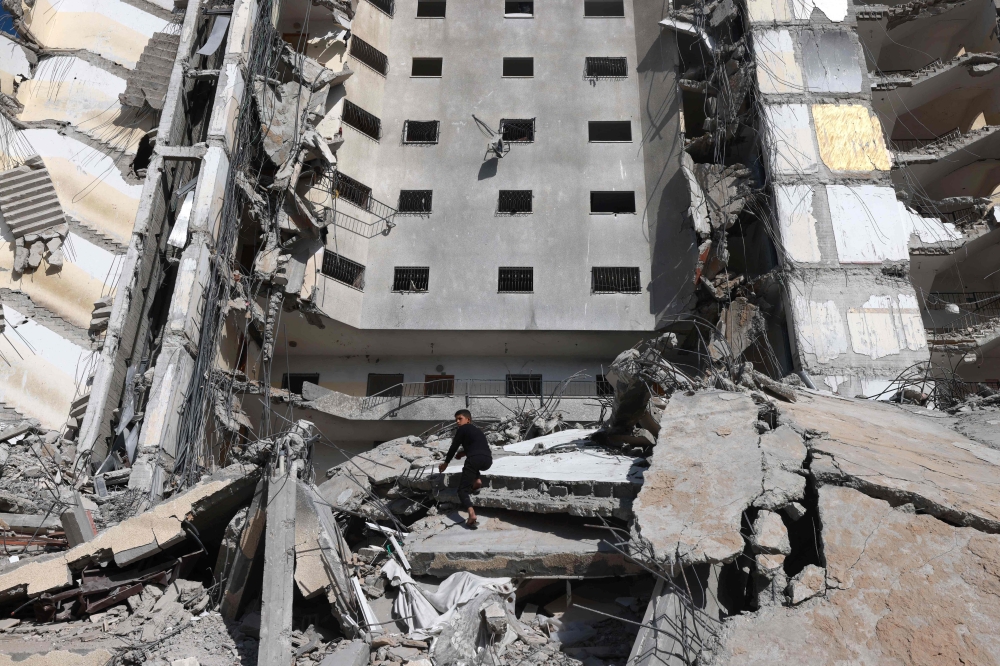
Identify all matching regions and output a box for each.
[392,267,430,292]
[322,250,366,290]
[500,118,535,142]
[592,267,641,293]
[590,191,636,214]
[585,57,628,78]
[498,267,533,292]
[367,373,404,396]
[365,0,395,17]
[349,36,389,75]
[596,374,614,396]
[498,190,532,214]
[403,120,440,143]
[506,374,542,396]
[281,373,320,395]
[342,99,382,140]
[398,190,433,213]
[333,171,372,210]
[584,0,625,17]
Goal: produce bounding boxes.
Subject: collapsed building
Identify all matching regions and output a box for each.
[0,0,996,664]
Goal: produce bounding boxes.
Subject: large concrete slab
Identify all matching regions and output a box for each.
[404,510,643,578]
[632,391,763,571]
[712,485,1000,664]
[779,391,1000,532]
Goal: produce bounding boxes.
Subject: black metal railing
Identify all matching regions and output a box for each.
[403,120,440,144]
[890,128,960,153]
[925,291,1000,332]
[500,118,534,142]
[498,267,533,292]
[358,377,606,409]
[585,56,627,78]
[498,190,532,214]
[331,170,396,222]
[365,0,395,17]
[397,190,432,213]
[392,267,429,292]
[342,99,382,140]
[322,250,366,290]
[592,267,641,293]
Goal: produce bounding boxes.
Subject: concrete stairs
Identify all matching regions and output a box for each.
[0,161,67,238]
[120,31,182,111]
[0,289,94,349]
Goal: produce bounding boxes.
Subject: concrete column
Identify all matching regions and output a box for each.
[259,466,297,666]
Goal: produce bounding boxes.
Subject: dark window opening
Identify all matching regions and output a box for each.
[393,267,430,292]
[591,191,636,214]
[592,267,641,293]
[498,190,532,214]
[349,36,388,76]
[322,250,366,290]
[586,56,628,78]
[398,190,433,213]
[498,267,533,293]
[500,118,535,142]
[425,374,455,395]
[333,171,372,210]
[416,0,446,17]
[584,0,625,16]
[367,373,404,397]
[506,374,542,396]
[366,0,395,16]
[412,57,443,77]
[505,1,533,16]
[282,373,320,395]
[403,120,440,143]
[597,374,614,396]
[589,121,632,142]
[342,99,382,140]
[503,57,534,77]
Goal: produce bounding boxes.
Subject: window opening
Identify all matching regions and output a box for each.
[322,251,366,290]
[398,190,433,213]
[596,374,614,396]
[349,36,389,76]
[412,57,443,77]
[506,374,542,396]
[590,191,636,214]
[589,120,632,142]
[592,267,641,293]
[416,0,446,17]
[333,171,372,210]
[342,99,382,140]
[367,373,404,396]
[498,190,532,214]
[585,56,627,78]
[498,267,534,292]
[584,0,625,16]
[500,118,535,142]
[503,57,534,77]
[425,374,455,395]
[504,1,533,16]
[393,267,430,292]
[366,0,395,16]
[282,373,320,395]
[403,120,440,143]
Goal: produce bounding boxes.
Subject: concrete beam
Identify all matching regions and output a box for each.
[259,468,297,666]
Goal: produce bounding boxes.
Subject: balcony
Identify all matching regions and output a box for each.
[891,125,1000,199]
[299,169,397,238]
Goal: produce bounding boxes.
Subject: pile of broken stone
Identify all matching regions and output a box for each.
[0,339,997,665]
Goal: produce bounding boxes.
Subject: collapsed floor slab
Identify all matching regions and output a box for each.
[404,510,643,578]
[778,391,1000,532]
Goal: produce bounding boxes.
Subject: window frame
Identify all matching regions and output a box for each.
[497,189,533,215]
[590,190,637,215]
[584,0,625,17]
[411,57,444,78]
[499,118,535,143]
[348,36,389,76]
[281,373,321,395]
[591,267,642,294]
[397,190,433,214]
[342,99,382,141]
[498,267,534,293]
[585,56,628,79]
[402,119,441,144]
[502,57,535,78]
[504,1,534,17]
[588,120,633,143]
[367,373,404,397]
[506,373,542,396]
[392,266,430,293]
[321,250,366,291]
[416,0,446,17]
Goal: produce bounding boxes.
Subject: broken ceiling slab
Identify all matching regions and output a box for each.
[404,510,643,578]
[120,31,182,110]
[779,391,1000,532]
[402,450,645,519]
[711,485,1000,664]
[502,428,597,454]
[756,425,808,510]
[0,465,258,601]
[632,391,763,571]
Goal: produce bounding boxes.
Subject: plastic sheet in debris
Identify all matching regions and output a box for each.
[503,428,597,454]
[381,560,514,638]
[444,450,646,484]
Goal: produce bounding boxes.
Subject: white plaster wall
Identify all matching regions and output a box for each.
[847,294,927,359]
[827,185,908,263]
[755,30,803,95]
[790,0,847,22]
[0,35,31,96]
[764,104,818,175]
[0,305,95,429]
[25,0,169,70]
[790,295,849,363]
[896,201,962,244]
[775,184,821,263]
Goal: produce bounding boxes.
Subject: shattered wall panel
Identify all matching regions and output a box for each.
[800,30,862,93]
[774,184,822,263]
[826,185,908,263]
[25,0,170,70]
[847,294,927,359]
[812,104,892,172]
[789,294,849,363]
[763,104,818,175]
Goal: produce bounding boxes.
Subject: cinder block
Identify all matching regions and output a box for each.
[572,482,593,496]
[548,485,569,497]
[593,482,613,497]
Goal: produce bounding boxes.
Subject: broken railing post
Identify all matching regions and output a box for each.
[259,461,298,666]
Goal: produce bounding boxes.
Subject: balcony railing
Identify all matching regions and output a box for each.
[924,291,1000,332]
[890,128,960,153]
[358,378,609,410]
